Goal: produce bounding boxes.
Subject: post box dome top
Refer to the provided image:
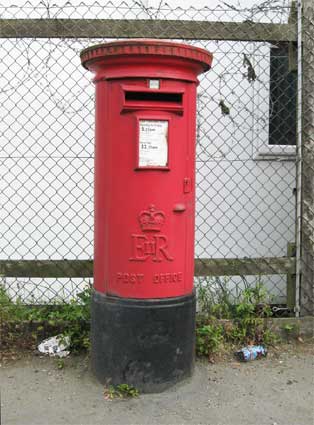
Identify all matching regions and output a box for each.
[80,39,213,73]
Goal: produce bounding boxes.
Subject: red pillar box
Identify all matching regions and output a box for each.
[80,40,212,392]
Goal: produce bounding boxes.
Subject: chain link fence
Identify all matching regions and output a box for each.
[0,0,311,314]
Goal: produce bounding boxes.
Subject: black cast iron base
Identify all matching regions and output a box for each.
[91,291,196,393]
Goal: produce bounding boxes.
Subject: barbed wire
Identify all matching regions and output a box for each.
[0,0,291,22]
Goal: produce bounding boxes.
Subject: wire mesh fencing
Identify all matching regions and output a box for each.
[0,0,309,314]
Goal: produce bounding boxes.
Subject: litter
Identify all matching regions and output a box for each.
[235,345,267,362]
[38,335,71,358]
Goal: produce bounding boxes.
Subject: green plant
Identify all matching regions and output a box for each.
[262,328,280,346]
[195,278,277,355]
[104,384,139,400]
[56,359,65,369]
[281,322,300,341]
[236,281,272,317]
[283,324,294,332]
[196,321,224,357]
[0,286,31,322]
[0,284,92,352]
[230,282,274,344]
[196,277,235,319]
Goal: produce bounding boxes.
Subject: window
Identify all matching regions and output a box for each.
[254,44,297,160]
[269,45,297,146]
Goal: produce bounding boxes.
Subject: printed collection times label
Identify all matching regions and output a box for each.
[139,120,168,167]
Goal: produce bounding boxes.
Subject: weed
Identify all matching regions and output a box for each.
[283,324,295,332]
[56,359,65,369]
[104,384,139,400]
[195,277,278,357]
[262,328,281,346]
[197,277,235,319]
[1,278,279,360]
[196,321,224,357]
[0,284,92,352]
[281,322,300,341]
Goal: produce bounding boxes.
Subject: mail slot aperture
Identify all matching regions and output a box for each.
[125,91,182,103]
[122,86,184,113]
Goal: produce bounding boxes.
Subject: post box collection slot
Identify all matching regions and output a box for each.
[125,91,182,104]
[122,88,184,114]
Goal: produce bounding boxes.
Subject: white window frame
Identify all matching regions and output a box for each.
[253,43,296,161]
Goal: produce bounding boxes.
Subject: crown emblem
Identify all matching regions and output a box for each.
[138,205,165,232]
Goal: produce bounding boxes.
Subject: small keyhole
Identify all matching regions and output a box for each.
[183,177,192,193]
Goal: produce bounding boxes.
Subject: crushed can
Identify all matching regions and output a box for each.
[236,345,267,362]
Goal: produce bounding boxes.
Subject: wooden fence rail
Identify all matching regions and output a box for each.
[0,19,296,42]
[0,257,296,278]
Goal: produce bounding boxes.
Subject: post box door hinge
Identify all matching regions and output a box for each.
[183,177,192,193]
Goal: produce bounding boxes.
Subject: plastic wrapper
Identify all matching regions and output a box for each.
[236,345,267,362]
[38,335,71,358]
